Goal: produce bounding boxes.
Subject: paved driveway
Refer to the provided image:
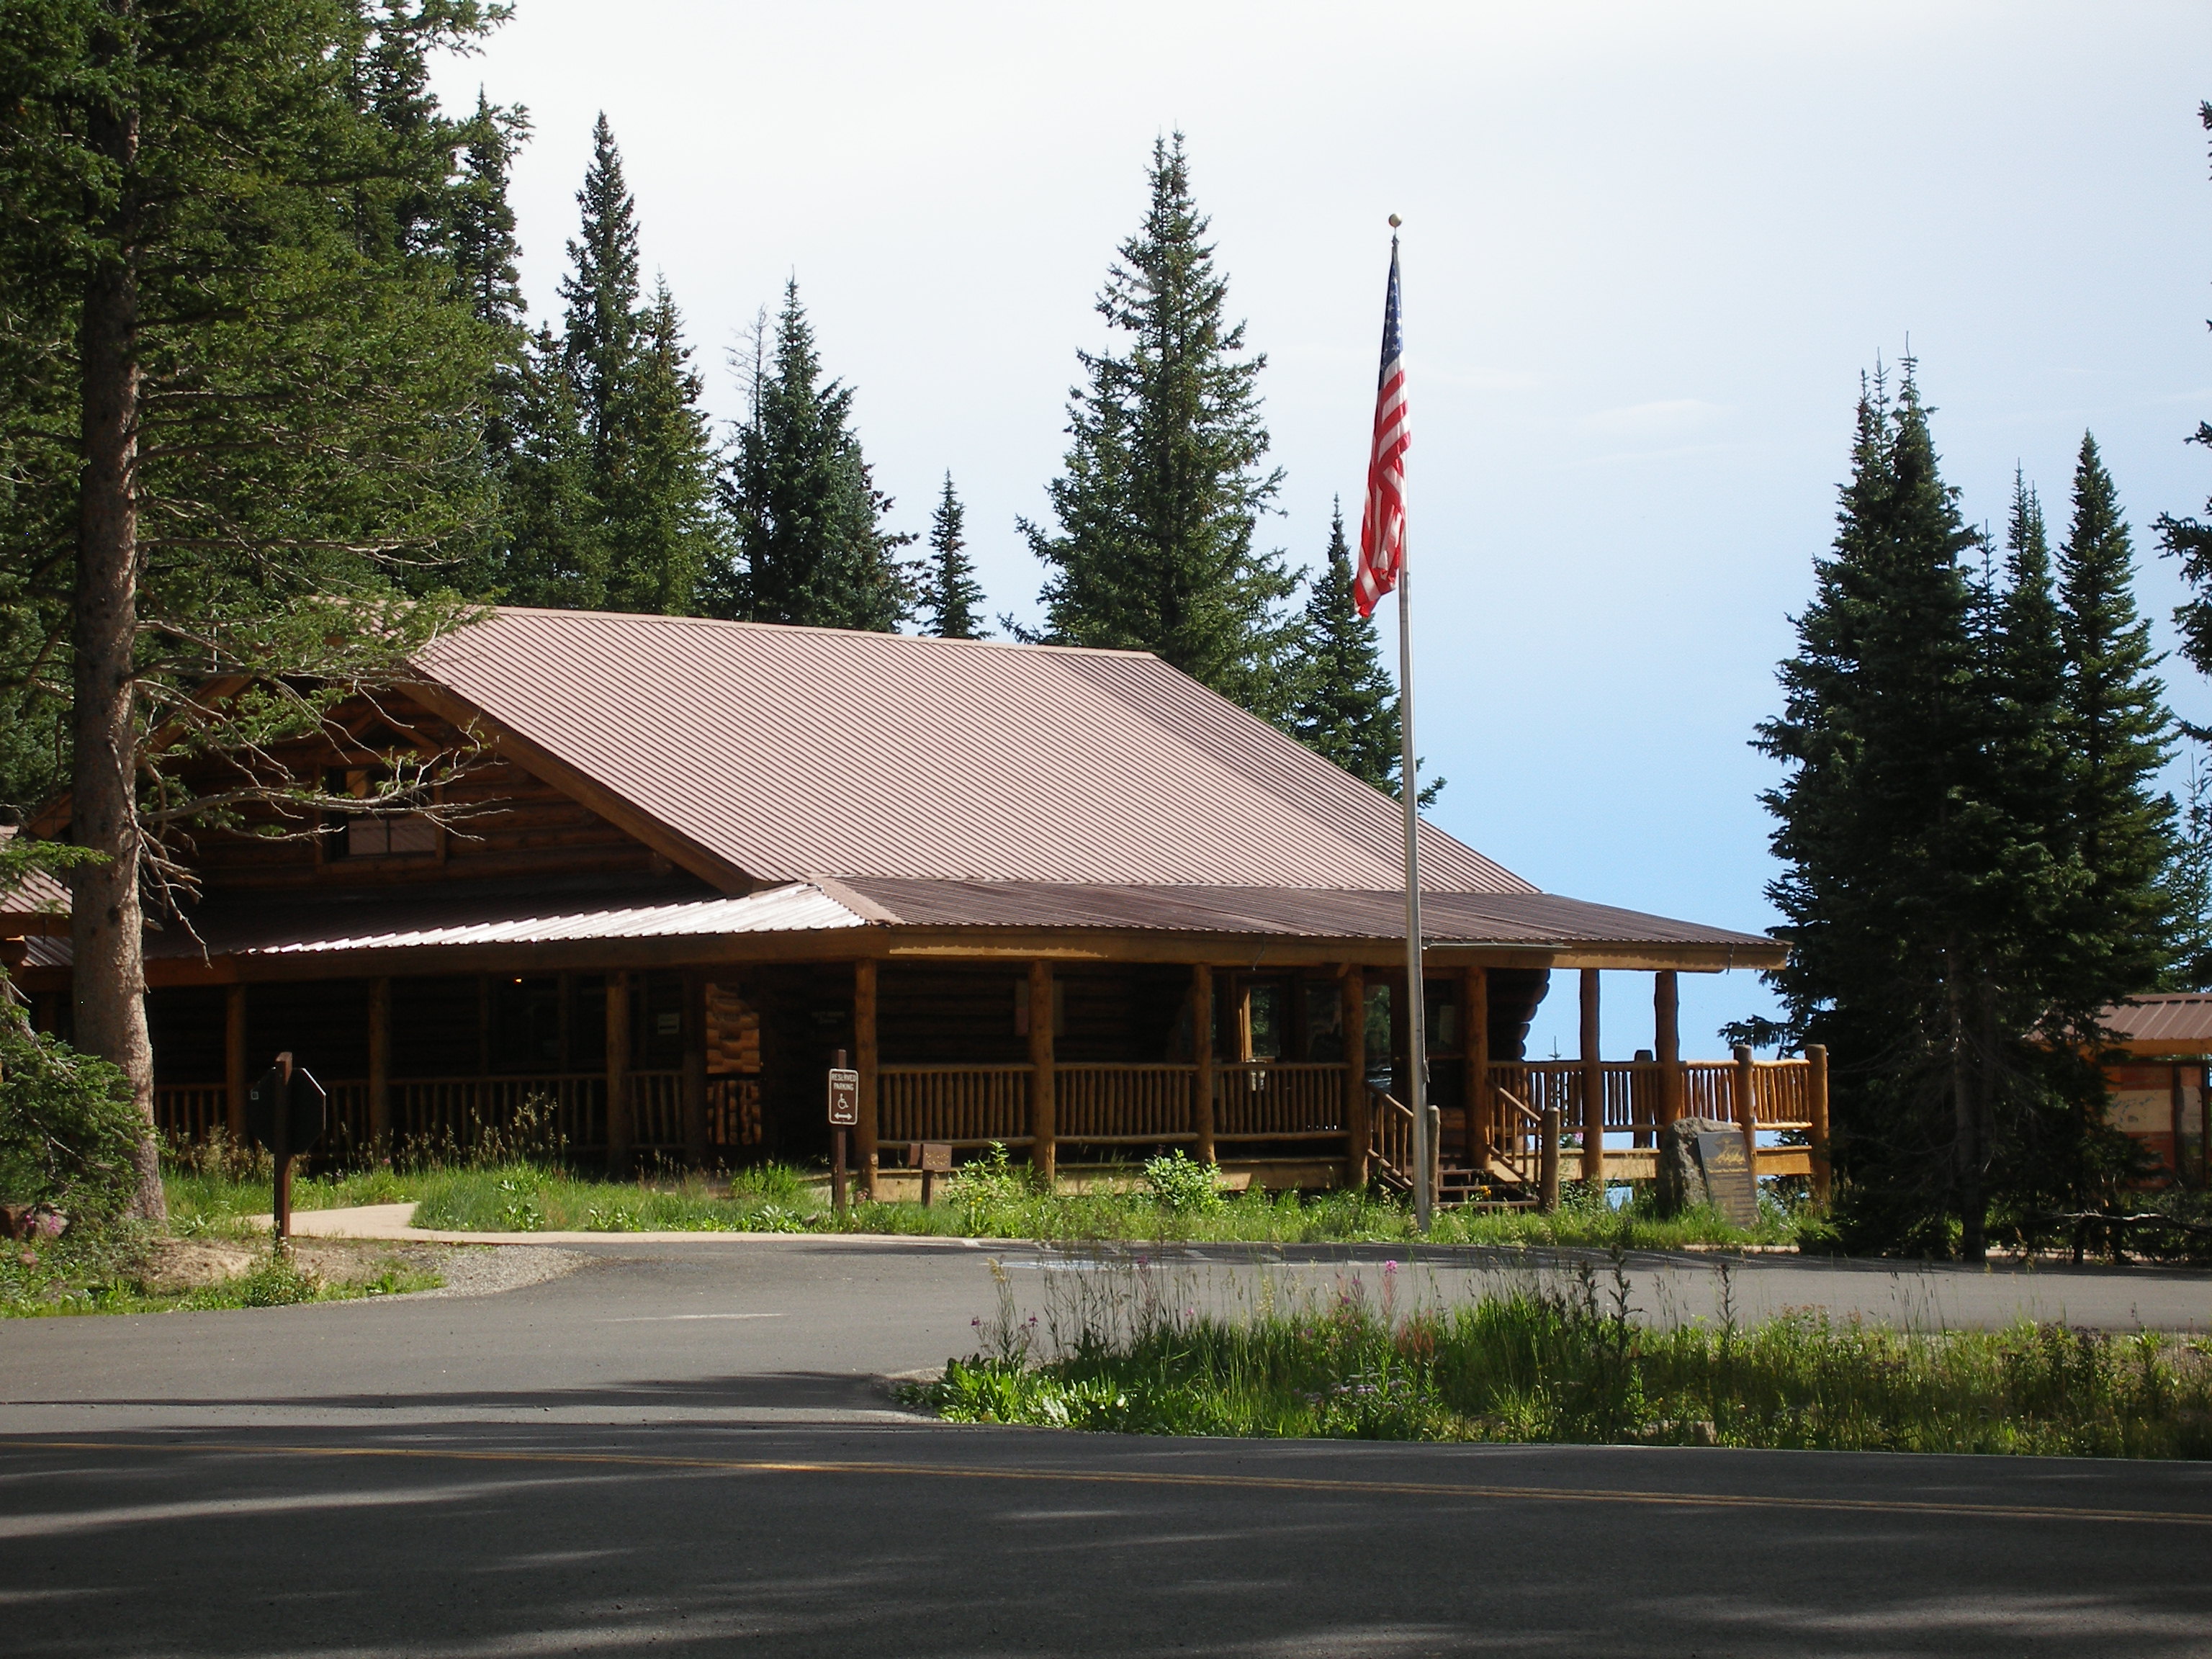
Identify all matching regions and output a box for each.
[4,1237,2209,1655]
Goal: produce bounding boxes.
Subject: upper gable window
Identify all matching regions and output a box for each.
[326,768,438,860]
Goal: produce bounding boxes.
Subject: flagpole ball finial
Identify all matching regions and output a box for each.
[1388,214,1402,228]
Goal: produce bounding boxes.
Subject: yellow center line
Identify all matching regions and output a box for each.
[6,1438,2209,1528]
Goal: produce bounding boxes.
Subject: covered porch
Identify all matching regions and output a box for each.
[130,947,1826,1205]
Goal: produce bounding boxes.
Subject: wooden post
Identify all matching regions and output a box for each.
[367,976,392,1156]
[1191,964,1217,1166]
[1807,1043,1831,1204]
[1029,959,1056,1189]
[1539,1105,1561,1213]
[224,984,248,1144]
[1580,968,1605,1194]
[1466,966,1490,1170]
[1733,1043,1758,1179]
[682,971,709,1170]
[1342,968,1368,1187]
[854,958,879,1197]
[606,971,631,1177]
[1655,970,1681,1127]
[830,1047,848,1216]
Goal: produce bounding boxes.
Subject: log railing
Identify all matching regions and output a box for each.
[1367,1086,1416,1194]
[1213,1062,1347,1140]
[878,1064,1033,1147]
[1056,1064,1196,1143]
[153,1084,228,1143]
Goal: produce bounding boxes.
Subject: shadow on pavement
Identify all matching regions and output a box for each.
[4,1424,2209,1658]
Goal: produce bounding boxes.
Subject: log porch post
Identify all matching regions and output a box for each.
[1733,1043,1758,1177]
[1191,963,1216,1166]
[1342,968,1367,1187]
[855,958,879,1197]
[682,971,709,1170]
[224,984,248,1144]
[1465,966,1490,1170]
[1655,970,1681,1128]
[368,977,392,1154]
[1807,1042,1831,1203]
[1029,959,1056,1188]
[606,971,632,1177]
[1580,968,1604,1192]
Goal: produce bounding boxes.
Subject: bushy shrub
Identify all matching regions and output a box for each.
[1141,1150,1223,1213]
[0,986,143,1226]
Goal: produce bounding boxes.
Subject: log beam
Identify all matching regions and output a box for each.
[1807,1042,1831,1203]
[1655,970,1681,1127]
[855,958,879,1197]
[1466,966,1490,1168]
[606,971,632,1177]
[1581,968,1605,1193]
[1192,963,1217,1166]
[1029,959,1056,1187]
[368,977,392,1153]
[1342,968,1367,1186]
[682,971,709,1169]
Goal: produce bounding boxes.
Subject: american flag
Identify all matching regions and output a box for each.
[1354,238,1408,619]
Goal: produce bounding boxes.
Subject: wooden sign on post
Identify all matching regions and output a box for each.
[827,1067,860,1126]
[909,1141,953,1208]
[827,1055,858,1215]
[1694,1130,1759,1229]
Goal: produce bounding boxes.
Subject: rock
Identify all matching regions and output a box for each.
[1655,1118,1739,1216]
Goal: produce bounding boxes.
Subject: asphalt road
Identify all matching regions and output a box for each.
[4,1237,2211,1656]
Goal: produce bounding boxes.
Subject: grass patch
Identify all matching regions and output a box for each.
[160,1138,1815,1249]
[1,1229,441,1317]
[909,1255,2212,1458]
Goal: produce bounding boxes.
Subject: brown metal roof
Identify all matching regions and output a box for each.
[843,878,1776,952]
[0,827,71,935]
[413,609,1531,893]
[2100,994,2212,1053]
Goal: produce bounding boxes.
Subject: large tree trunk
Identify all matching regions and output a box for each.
[71,99,162,1223]
[1946,955,1984,1263]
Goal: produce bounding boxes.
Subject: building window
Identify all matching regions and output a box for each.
[325,768,436,860]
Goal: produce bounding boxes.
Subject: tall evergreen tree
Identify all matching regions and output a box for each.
[2157,102,2212,679]
[1020,134,1295,713]
[559,113,639,452]
[1756,366,2015,1256]
[497,324,604,608]
[2052,433,2176,1011]
[449,91,528,333]
[712,282,912,631]
[597,279,726,615]
[0,0,503,1214]
[920,474,986,639]
[1286,500,1438,802]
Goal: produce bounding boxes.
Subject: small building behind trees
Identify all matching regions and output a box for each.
[5,608,1808,1201]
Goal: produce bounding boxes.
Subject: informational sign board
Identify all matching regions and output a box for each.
[1694,1130,1759,1228]
[916,1141,953,1173]
[827,1067,860,1126]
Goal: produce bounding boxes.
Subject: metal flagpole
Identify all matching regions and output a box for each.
[1390,221,1431,1233]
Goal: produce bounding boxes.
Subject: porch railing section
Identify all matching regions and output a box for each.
[1367,1086,1416,1194]
[878,1064,1033,1147]
[153,1084,228,1143]
[1056,1064,1196,1143]
[1213,1062,1347,1140]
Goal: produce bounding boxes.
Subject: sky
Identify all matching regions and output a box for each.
[431,0,2212,1062]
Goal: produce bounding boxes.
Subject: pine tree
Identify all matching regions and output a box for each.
[712,282,913,631]
[1020,134,1295,713]
[1756,366,2009,1255]
[0,0,503,1215]
[2053,433,2176,1012]
[449,91,528,333]
[1286,500,1440,802]
[920,474,986,639]
[596,278,727,616]
[559,113,640,453]
[497,325,605,608]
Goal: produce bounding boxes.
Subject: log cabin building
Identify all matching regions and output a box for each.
[2,608,1822,1202]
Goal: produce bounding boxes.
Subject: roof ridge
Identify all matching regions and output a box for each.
[484,606,1161,661]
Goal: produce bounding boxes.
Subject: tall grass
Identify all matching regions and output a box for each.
[915,1254,2212,1458]
[160,1133,1815,1248]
